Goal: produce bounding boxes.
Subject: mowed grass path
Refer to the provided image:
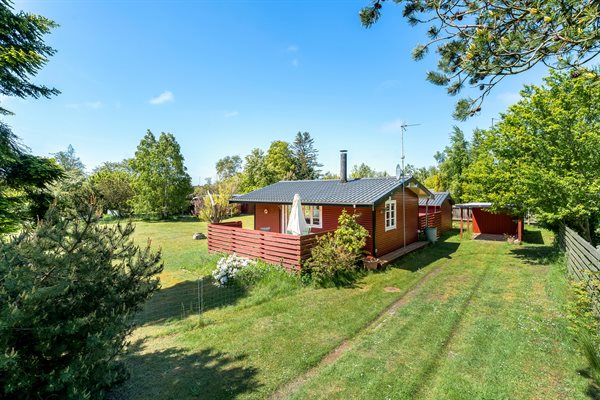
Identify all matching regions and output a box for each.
[113,222,591,400]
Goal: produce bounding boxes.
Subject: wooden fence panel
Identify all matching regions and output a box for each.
[208,223,330,270]
[559,224,600,314]
[418,212,442,237]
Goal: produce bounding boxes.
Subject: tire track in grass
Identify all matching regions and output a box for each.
[406,244,503,399]
[269,262,448,400]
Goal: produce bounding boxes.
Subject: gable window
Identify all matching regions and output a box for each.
[303,206,322,228]
[385,199,396,231]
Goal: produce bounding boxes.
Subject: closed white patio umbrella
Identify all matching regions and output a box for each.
[286,193,309,235]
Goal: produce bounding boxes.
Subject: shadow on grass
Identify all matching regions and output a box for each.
[523,229,544,244]
[135,276,248,326]
[110,341,261,400]
[388,231,461,273]
[509,242,561,266]
[576,368,600,400]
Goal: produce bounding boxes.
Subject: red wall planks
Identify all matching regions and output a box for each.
[472,208,518,235]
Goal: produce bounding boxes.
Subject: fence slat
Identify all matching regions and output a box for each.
[559,223,600,314]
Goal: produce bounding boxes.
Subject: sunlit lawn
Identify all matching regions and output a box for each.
[110,222,591,400]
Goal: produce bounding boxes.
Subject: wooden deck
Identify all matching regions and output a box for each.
[379,241,429,266]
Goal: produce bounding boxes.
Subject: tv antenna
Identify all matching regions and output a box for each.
[399,122,420,248]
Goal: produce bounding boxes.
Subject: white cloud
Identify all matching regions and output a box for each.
[224,110,239,118]
[291,58,299,67]
[149,90,174,105]
[287,45,298,52]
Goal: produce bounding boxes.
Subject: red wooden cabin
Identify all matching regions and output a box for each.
[207,151,433,268]
[418,191,454,234]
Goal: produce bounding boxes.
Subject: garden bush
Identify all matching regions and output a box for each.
[0,203,162,399]
[304,210,369,286]
[212,253,256,287]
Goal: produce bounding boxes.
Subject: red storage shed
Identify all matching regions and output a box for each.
[454,202,523,241]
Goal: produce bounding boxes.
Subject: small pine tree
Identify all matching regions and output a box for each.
[0,200,163,399]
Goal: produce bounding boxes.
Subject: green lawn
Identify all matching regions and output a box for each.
[111,220,592,400]
[124,215,253,286]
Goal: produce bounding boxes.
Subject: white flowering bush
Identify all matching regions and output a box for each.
[212,254,256,287]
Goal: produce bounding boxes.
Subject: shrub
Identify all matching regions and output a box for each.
[212,254,256,287]
[0,204,162,399]
[304,210,370,286]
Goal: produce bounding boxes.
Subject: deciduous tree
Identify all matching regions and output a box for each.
[265,140,295,182]
[465,70,600,241]
[215,155,242,180]
[130,130,192,218]
[89,161,134,217]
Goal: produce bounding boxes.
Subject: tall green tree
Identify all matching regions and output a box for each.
[291,131,322,180]
[0,2,62,231]
[265,140,295,182]
[351,163,388,179]
[89,161,134,217]
[360,0,600,120]
[130,130,192,218]
[438,126,471,202]
[49,145,87,203]
[465,70,600,241]
[215,155,242,180]
[52,144,85,174]
[240,148,271,192]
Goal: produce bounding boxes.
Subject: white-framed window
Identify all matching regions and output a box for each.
[385,199,396,231]
[303,205,322,228]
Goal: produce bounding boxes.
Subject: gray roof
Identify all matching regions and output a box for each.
[454,202,492,209]
[418,191,454,207]
[231,176,433,207]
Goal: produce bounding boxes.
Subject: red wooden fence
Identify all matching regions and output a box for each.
[207,222,331,270]
[418,211,442,237]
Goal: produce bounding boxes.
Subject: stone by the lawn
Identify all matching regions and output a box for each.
[192,232,206,240]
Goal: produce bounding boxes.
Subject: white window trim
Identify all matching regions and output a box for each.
[304,205,323,229]
[385,199,397,231]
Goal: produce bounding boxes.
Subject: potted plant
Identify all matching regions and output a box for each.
[363,255,380,270]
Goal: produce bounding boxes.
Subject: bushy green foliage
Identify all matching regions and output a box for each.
[89,161,134,217]
[130,130,192,218]
[305,210,369,286]
[465,70,600,241]
[0,203,163,399]
[350,163,388,179]
[198,176,240,224]
[0,123,63,233]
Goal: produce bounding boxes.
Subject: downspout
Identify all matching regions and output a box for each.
[372,205,377,257]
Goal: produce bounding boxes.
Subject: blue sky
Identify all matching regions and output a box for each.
[9,0,548,183]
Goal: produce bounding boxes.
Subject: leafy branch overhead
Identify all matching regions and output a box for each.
[0,0,60,115]
[360,0,600,120]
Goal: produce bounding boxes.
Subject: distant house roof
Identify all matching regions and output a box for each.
[230,176,433,207]
[418,191,454,207]
[454,202,492,209]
